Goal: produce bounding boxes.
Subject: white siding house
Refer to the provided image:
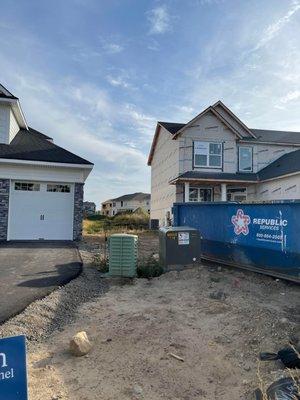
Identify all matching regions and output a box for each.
[0,83,93,241]
[101,193,150,216]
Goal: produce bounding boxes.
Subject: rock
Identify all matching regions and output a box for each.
[132,385,144,398]
[217,266,222,272]
[279,317,288,324]
[210,276,221,283]
[152,254,159,261]
[289,333,300,352]
[209,290,227,301]
[70,331,92,357]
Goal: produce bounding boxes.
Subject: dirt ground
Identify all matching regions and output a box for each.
[4,232,300,400]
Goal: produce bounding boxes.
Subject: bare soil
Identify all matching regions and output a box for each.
[2,232,300,399]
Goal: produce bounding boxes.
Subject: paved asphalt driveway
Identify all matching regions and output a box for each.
[0,241,82,323]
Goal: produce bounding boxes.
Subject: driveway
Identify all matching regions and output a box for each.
[0,241,82,323]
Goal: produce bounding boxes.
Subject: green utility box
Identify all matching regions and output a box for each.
[108,234,138,277]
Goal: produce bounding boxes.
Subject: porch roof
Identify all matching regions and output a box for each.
[170,171,258,184]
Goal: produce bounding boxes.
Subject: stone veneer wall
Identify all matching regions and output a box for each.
[73,183,84,241]
[0,179,9,241]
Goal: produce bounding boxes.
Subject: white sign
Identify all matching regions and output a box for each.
[178,232,189,245]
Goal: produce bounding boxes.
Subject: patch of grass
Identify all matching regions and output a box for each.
[86,214,108,221]
[137,256,164,279]
[83,210,150,235]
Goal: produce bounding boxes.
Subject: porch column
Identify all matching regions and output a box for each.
[221,183,227,201]
[184,182,190,202]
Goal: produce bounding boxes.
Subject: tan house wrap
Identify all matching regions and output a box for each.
[148,101,300,226]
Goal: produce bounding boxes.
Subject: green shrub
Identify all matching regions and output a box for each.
[84,211,150,235]
[137,256,164,279]
[92,254,109,273]
[113,211,149,229]
[86,214,108,221]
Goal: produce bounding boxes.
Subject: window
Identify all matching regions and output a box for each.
[47,184,70,193]
[15,182,40,191]
[194,142,222,168]
[239,147,253,172]
[189,187,213,202]
[227,187,247,202]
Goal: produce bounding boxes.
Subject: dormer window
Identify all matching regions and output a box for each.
[238,146,253,172]
[194,141,222,168]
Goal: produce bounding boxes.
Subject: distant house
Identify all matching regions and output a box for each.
[101,193,151,216]
[83,201,96,216]
[148,100,300,226]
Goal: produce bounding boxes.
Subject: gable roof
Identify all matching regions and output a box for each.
[0,83,18,100]
[148,101,258,165]
[0,128,93,165]
[0,83,28,129]
[148,102,300,166]
[173,101,256,139]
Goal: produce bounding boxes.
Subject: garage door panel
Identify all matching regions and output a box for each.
[9,181,74,240]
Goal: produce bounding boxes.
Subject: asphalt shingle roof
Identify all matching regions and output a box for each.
[172,171,258,182]
[0,128,93,165]
[159,122,300,145]
[0,84,18,100]
[258,149,300,180]
[249,129,300,144]
[112,192,151,202]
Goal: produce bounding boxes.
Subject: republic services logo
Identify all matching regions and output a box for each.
[231,209,251,236]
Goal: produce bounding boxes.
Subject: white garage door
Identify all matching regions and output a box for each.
[9,181,74,240]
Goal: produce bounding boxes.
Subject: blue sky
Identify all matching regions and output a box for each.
[1,0,300,207]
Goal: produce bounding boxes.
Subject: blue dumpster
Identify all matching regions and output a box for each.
[173,201,300,283]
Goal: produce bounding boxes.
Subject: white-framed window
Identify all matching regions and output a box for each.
[194,141,222,168]
[47,184,71,193]
[238,146,253,172]
[189,187,213,202]
[15,182,40,191]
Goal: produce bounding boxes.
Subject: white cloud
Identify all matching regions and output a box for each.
[124,103,156,138]
[253,0,300,51]
[280,90,300,104]
[147,5,172,34]
[106,75,134,90]
[147,39,160,51]
[103,42,123,54]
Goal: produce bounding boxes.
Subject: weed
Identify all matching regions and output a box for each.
[83,211,150,235]
[137,256,163,279]
[93,254,109,273]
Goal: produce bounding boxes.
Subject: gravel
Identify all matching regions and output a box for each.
[0,263,108,345]
[0,234,159,345]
